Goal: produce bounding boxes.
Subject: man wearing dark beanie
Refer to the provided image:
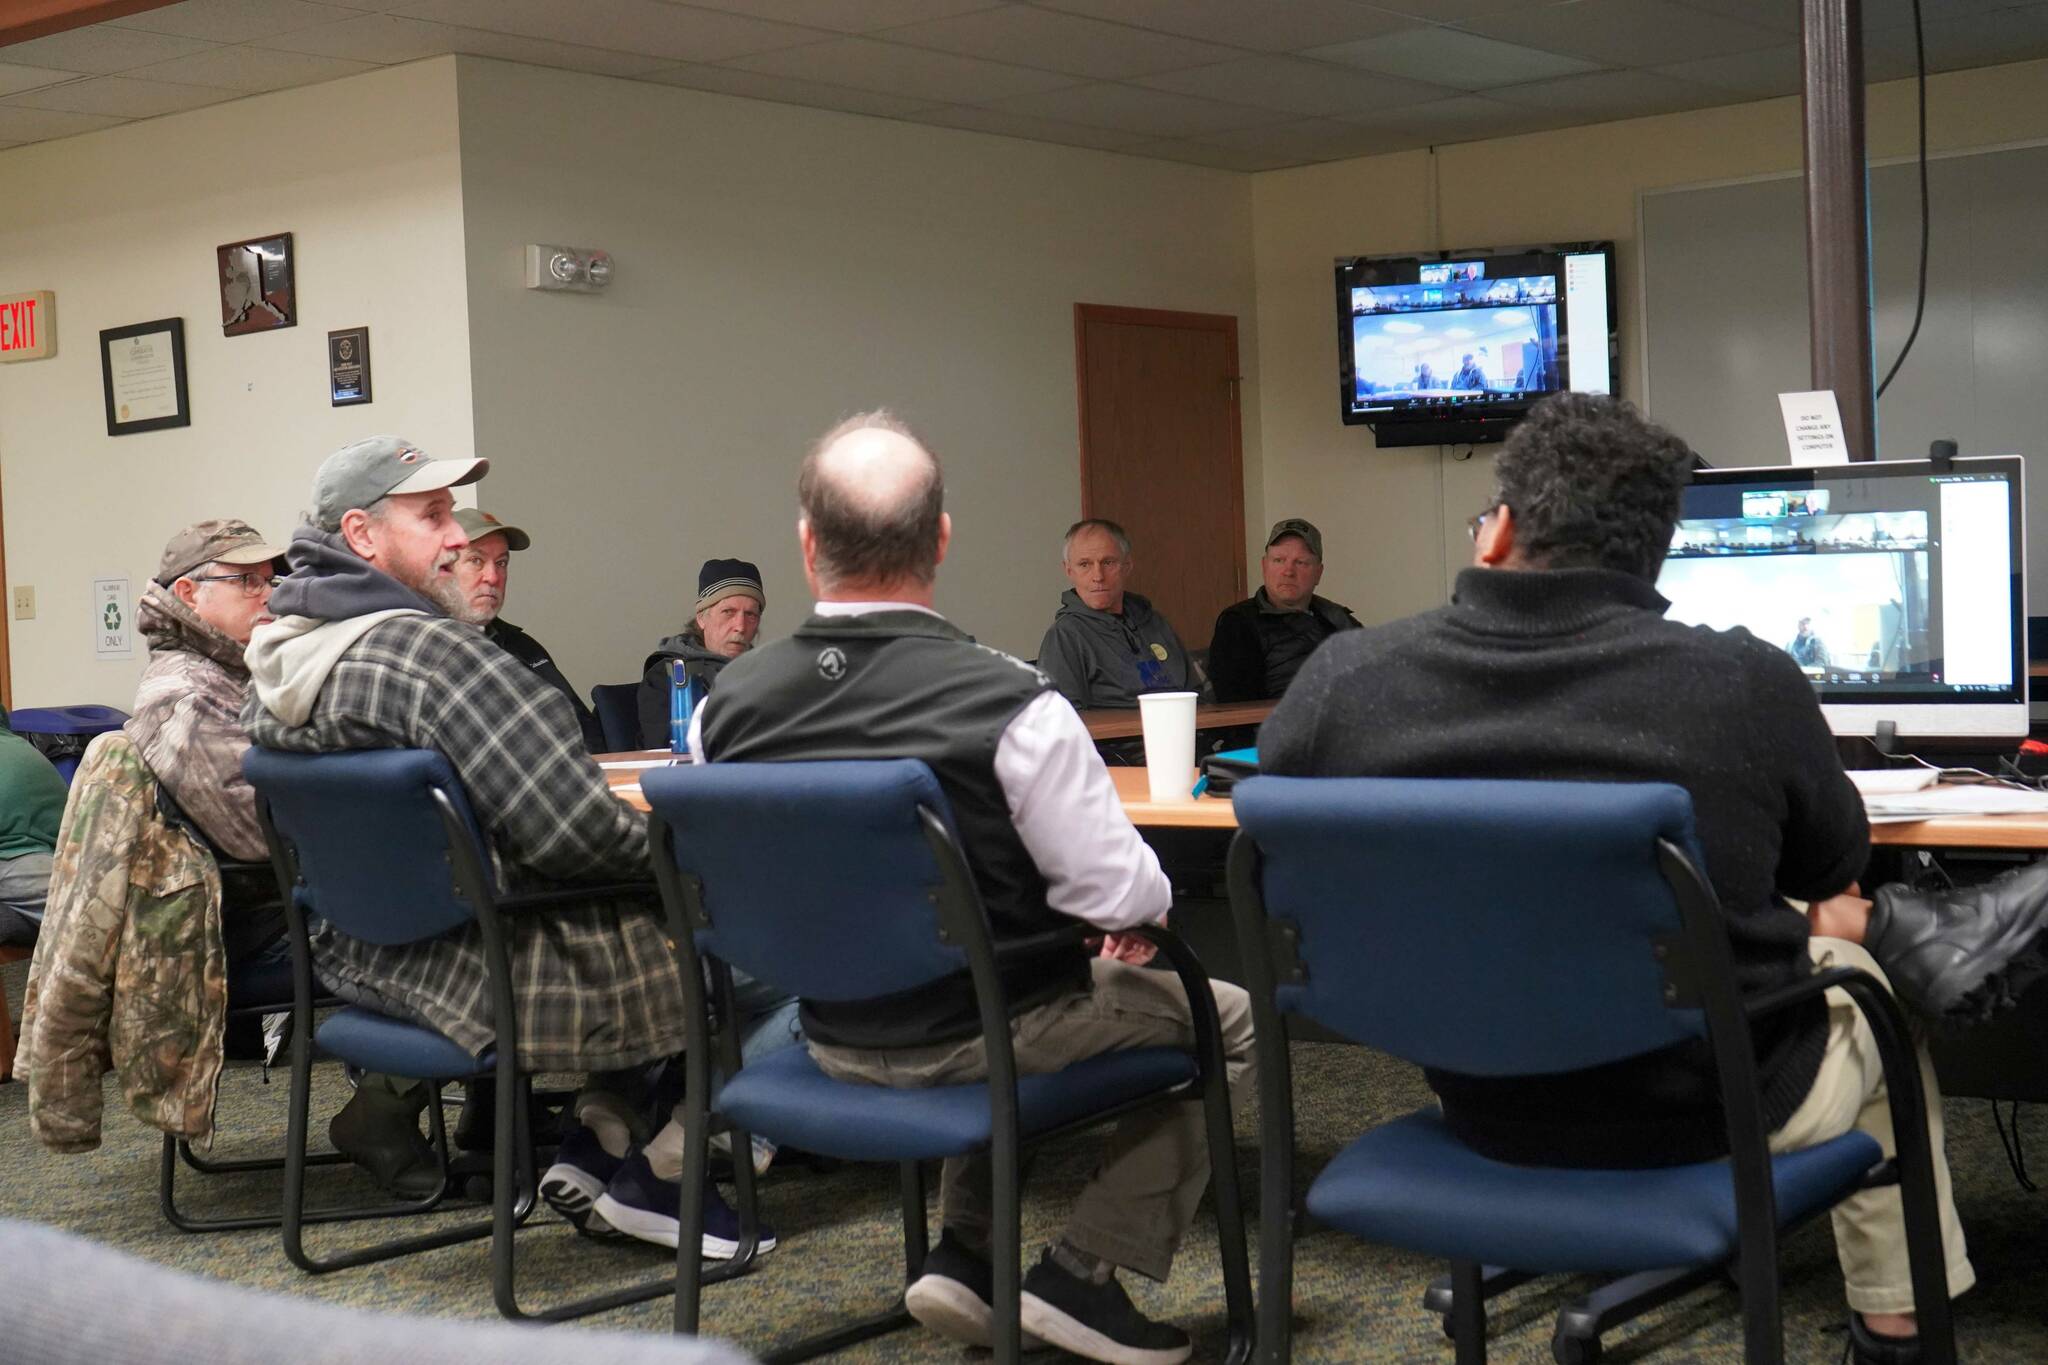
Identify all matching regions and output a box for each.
[636,558,765,749]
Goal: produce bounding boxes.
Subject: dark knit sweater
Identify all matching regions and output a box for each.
[1260,566,1864,1168]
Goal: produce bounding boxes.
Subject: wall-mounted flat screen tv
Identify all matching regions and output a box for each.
[1336,241,1618,446]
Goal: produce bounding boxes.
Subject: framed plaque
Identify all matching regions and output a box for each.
[99,318,190,436]
[328,325,372,406]
[217,231,296,336]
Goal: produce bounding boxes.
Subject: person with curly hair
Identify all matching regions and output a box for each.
[1259,391,2048,1362]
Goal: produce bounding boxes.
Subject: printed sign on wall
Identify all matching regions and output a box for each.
[93,577,133,659]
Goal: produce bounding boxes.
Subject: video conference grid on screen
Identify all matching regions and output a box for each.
[1342,248,1612,419]
[1658,470,2018,701]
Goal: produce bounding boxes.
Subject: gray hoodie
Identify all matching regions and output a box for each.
[1035,588,1191,710]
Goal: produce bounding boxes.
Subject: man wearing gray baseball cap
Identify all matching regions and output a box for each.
[243,436,692,1229]
[1205,517,1361,702]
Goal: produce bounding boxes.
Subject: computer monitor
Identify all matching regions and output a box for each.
[1657,456,2027,739]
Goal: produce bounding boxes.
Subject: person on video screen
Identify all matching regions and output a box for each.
[1787,617,1831,668]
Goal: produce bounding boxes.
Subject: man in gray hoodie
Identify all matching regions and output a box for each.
[1036,519,1191,711]
[634,558,764,748]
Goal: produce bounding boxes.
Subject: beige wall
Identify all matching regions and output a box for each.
[1250,57,2048,624]
[0,58,473,708]
[453,56,1258,683]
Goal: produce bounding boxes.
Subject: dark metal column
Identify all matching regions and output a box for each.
[1801,0,1876,461]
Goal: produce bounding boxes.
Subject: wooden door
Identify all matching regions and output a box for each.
[1073,304,1245,650]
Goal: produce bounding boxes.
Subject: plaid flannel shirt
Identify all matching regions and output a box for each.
[243,614,684,1071]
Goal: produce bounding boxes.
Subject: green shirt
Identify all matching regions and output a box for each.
[0,728,68,859]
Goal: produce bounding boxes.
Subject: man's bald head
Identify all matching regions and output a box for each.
[798,410,946,592]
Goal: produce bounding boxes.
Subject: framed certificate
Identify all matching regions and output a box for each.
[99,318,190,436]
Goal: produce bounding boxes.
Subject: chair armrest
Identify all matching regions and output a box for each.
[496,881,662,913]
[1740,963,1868,1023]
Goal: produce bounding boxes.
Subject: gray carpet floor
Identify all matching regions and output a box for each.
[4,956,2045,1363]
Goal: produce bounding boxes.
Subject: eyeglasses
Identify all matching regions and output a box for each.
[186,571,275,597]
[1465,505,1503,541]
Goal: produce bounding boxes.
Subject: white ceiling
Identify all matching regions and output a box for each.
[3,0,2046,168]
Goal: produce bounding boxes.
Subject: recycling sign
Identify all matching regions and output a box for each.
[94,577,133,659]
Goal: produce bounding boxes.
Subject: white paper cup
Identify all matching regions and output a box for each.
[1138,691,1199,803]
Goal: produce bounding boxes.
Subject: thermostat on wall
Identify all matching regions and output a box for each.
[524,244,613,292]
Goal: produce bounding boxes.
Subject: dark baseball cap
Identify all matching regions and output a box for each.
[156,519,286,585]
[453,508,531,552]
[313,435,486,528]
[1265,517,1323,559]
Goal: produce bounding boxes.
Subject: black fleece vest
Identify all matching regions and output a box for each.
[698,610,1086,1049]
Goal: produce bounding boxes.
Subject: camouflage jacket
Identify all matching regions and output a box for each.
[17,731,227,1153]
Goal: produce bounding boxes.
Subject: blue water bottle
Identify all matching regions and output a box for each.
[669,659,694,754]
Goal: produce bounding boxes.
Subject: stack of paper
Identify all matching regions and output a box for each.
[1861,783,2048,824]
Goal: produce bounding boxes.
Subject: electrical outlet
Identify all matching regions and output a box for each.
[12,585,32,620]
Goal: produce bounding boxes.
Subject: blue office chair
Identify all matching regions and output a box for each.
[245,746,678,1321]
[590,683,643,751]
[1226,777,1955,1365]
[642,759,1253,1365]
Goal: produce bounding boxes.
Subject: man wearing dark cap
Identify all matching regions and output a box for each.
[451,508,606,753]
[244,436,705,1242]
[635,558,764,749]
[1205,518,1361,702]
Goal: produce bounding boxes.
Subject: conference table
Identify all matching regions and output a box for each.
[1072,700,1276,743]
[603,754,2048,850]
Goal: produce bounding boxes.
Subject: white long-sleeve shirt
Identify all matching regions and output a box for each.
[688,600,1171,932]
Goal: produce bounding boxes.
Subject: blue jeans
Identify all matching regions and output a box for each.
[0,851,53,947]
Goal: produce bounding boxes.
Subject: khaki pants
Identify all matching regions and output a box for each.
[1770,937,1975,1315]
[810,958,1255,1282]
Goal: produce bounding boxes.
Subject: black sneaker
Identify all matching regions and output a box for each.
[905,1232,1044,1349]
[1868,858,2048,1025]
[1847,1313,1921,1364]
[1019,1249,1192,1365]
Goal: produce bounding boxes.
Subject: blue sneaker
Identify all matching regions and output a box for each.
[592,1150,778,1259]
[540,1124,625,1239]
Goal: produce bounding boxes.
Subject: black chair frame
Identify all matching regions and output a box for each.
[653,800,1254,1365]
[259,782,684,1322]
[1228,830,1956,1365]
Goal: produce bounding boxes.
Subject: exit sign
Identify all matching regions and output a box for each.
[0,291,55,362]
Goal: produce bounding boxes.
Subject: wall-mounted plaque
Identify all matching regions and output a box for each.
[100,318,190,436]
[218,231,296,336]
[329,325,371,406]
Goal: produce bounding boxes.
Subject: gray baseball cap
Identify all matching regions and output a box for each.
[453,508,531,552]
[314,435,487,528]
[1265,517,1323,559]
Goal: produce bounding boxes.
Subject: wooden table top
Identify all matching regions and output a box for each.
[601,754,2048,849]
[1075,699,1276,741]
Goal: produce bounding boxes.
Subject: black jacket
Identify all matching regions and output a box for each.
[485,618,606,754]
[636,633,732,750]
[1261,566,1861,1168]
[1206,590,1360,702]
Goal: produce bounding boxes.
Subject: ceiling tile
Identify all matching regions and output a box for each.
[389,0,829,63]
[124,44,379,90]
[1122,136,1297,170]
[1200,115,1430,160]
[655,0,1003,32]
[3,74,238,117]
[1136,55,1457,115]
[723,36,1078,102]
[1034,0,1419,52]
[0,59,85,96]
[0,105,127,140]
[255,15,678,75]
[1652,43,1801,98]
[1461,0,1787,67]
[902,103,1154,149]
[643,63,941,115]
[1309,25,1603,89]
[1867,0,2029,22]
[1488,67,1729,118]
[106,0,364,45]
[1862,7,2048,80]
[1668,0,1803,34]
[876,7,1243,80]
[987,80,1288,136]
[1340,91,1581,141]
[0,25,218,73]
[1368,0,1577,20]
